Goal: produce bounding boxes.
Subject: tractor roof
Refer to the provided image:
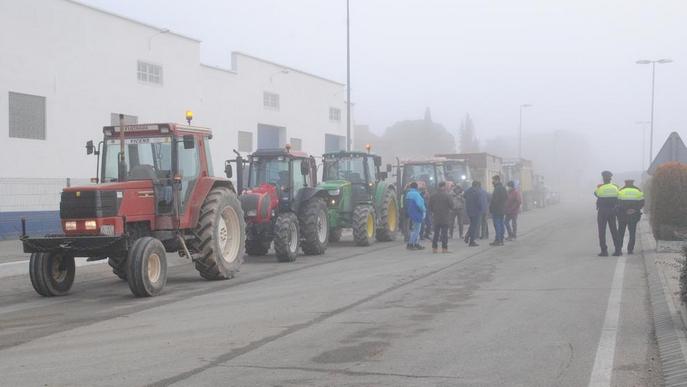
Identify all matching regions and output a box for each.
[251,148,310,159]
[401,158,447,166]
[322,151,378,158]
[102,123,212,137]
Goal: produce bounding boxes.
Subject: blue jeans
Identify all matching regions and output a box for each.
[409,220,422,245]
[492,214,505,241]
[467,215,481,243]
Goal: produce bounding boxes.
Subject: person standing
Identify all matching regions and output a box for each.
[429,181,455,253]
[463,181,484,247]
[617,179,645,255]
[420,186,432,240]
[479,190,491,239]
[595,170,621,256]
[504,181,522,241]
[405,182,426,250]
[489,175,508,246]
[449,186,465,239]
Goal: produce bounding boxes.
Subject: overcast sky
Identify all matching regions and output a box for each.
[82,0,686,173]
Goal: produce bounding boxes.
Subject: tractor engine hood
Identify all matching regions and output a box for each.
[318,180,351,196]
[240,183,278,222]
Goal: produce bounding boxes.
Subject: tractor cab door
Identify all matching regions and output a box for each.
[175,135,201,212]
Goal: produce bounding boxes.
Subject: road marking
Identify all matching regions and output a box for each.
[588,256,626,387]
[0,258,105,279]
[0,260,27,267]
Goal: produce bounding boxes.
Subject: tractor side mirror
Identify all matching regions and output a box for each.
[386,164,392,173]
[300,159,310,176]
[86,140,95,155]
[374,157,382,167]
[224,161,233,178]
[183,134,195,149]
[378,171,388,180]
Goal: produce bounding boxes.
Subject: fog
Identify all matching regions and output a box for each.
[83,0,686,188]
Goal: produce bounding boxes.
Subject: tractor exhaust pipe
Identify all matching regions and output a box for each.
[117,113,128,182]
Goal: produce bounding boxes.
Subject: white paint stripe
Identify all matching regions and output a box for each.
[0,258,105,279]
[588,256,626,387]
[0,260,27,267]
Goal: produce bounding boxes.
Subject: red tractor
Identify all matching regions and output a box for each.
[231,146,330,262]
[21,115,246,297]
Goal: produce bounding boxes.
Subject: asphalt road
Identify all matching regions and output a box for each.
[0,202,662,386]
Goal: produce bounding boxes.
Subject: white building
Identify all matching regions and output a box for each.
[0,0,350,239]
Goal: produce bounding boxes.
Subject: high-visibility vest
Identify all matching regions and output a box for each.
[619,187,644,201]
[595,183,619,198]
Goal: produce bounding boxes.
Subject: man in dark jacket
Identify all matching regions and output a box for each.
[463,181,484,247]
[617,179,644,255]
[505,181,522,240]
[429,181,454,253]
[489,175,508,246]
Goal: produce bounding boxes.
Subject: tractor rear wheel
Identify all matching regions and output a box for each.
[29,252,75,297]
[329,227,343,243]
[246,239,271,256]
[300,198,329,255]
[352,205,376,246]
[127,237,167,297]
[376,188,399,242]
[193,187,245,280]
[273,213,299,262]
[108,257,127,280]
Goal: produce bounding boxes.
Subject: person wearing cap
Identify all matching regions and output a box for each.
[594,170,621,256]
[617,179,645,255]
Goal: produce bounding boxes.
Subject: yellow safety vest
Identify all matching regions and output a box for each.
[595,183,619,198]
[618,187,644,201]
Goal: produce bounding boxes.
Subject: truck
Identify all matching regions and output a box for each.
[234,146,330,262]
[21,116,245,297]
[319,148,399,246]
[501,158,534,211]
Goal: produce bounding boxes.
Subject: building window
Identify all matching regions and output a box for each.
[329,107,341,122]
[110,113,138,126]
[325,134,346,153]
[290,138,302,151]
[9,92,46,140]
[137,61,163,85]
[263,92,280,111]
[238,131,253,152]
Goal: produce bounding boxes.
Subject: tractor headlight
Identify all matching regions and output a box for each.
[246,210,257,217]
[461,175,467,180]
[64,221,77,231]
[328,189,340,196]
[84,220,97,230]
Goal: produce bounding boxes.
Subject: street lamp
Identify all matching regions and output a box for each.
[636,58,673,166]
[346,0,351,151]
[518,104,533,159]
[635,120,651,171]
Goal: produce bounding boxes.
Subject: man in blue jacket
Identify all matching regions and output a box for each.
[463,181,485,247]
[405,182,426,250]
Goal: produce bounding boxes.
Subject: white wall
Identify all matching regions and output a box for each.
[0,0,349,180]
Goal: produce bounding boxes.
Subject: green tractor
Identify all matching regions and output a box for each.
[319,150,399,246]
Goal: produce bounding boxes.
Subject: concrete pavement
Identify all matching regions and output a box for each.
[0,202,664,386]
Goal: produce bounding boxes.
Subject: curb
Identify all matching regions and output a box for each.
[641,221,687,386]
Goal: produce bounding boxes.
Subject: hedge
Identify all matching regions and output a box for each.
[650,162,687,240]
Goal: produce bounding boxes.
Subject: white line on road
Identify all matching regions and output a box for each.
[0,258,105,279]
[588,256,626,387]
[0,260,28,267]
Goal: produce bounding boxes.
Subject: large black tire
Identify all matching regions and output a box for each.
[127,237,167,297]
[245,238,271,256]
[376,188,399,242]
[29,252,75,297]
[352,205,376,246]
[329,227,343,243]
[273,213,299,262]
[300,198,329,255]
[108,257,127,280]
[192,187,246,280]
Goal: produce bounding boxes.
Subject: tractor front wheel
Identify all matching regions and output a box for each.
[300,198,329,255]
[29,252,75,297]
[352,205,376,246]
[376,188,399,242]
[193,187,245,280]
[127,237,167,297]
[273,213,299,262]
[246,239,271,256]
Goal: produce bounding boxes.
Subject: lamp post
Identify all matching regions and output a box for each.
[636,58,673,165]
[635,120,651,171]
[518,104,532,159]
[346,0,351,151]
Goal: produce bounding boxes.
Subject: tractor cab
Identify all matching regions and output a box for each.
[321,151,389,204]
[398,159,447,194]
[442,159,472,189]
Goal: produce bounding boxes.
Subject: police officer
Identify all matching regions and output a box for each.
[594,170,621,256]
[617,179,645,255]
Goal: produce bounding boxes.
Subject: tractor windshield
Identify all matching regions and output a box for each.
[444,163,468,183]
[102,137,173,182]
[323,156,367,183]
[248,156,290,187]
[403,164,437,189]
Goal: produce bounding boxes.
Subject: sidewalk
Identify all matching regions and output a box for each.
[640,219,687,386]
